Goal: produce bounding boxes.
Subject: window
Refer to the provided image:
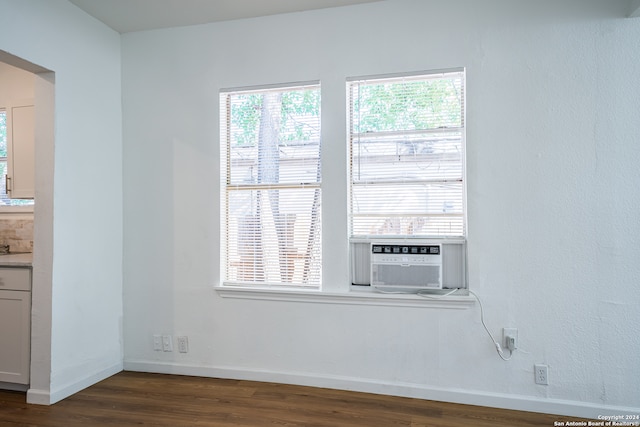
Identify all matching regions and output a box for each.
[0,109,34,208]
[220,83,322,289]
[348,69,466,238]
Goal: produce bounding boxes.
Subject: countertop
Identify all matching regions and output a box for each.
[0,253,33,267]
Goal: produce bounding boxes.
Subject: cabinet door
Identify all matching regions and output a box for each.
[0,290,31,384]
[7,100,35,199]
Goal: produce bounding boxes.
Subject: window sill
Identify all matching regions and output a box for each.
[214,285,475,309]
[0,206,34,216]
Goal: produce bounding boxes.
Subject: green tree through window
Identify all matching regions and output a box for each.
[348,70,466,238]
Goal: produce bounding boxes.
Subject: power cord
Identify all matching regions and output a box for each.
[373,286,514,361]
[416,288,459,299]
[467,289,513,361]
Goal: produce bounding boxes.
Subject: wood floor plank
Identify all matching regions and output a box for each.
[0,371,589,426]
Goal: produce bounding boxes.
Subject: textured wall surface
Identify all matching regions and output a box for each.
[121,0,640,418]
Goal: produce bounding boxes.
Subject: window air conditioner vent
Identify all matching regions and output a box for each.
[351,239,466,291]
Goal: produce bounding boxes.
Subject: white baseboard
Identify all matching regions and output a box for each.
[27,362,123,405]
[124,359,639,420]
[25,388,50,405]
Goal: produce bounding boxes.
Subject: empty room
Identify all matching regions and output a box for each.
[0,0,639,425]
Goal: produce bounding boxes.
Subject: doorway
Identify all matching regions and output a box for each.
[0,49,55,403]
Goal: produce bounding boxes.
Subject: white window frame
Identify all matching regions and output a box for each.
[0,108,34,214]
[219,81,322,290]
[347,68,467,241]
[215,71,473,308]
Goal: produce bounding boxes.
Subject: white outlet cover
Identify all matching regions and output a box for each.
[177,336,189,353]
[162,335,173,352]
[535,364,549,385]
[503,328,518,350]
[153,335,162,351]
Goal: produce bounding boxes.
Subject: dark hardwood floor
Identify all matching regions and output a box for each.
[0,371,585,426]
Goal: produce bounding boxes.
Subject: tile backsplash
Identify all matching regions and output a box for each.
[0,218,33,252]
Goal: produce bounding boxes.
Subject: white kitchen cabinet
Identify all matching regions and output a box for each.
[6,100,35,199]
[0,267,31,385]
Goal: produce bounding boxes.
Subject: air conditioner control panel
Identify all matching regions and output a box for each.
[371,244,441,264]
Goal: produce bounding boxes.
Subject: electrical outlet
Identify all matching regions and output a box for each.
[534,364,549,385]
[162,335,173,352]
[503,328,518,351]
[177,336,189,353]
[153,334,162,351]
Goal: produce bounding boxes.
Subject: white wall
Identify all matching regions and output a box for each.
[122,0,640,418]
[0,0,123,404]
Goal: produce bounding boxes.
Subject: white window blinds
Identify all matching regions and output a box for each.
[348,70,466,238]
[221,83,322,288]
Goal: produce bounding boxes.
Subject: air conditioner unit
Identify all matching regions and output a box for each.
[357,239,466,292]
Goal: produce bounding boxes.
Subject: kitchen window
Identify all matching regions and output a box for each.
[0,109,34,209]
[220,82,322,289]
[348,69,466,239]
